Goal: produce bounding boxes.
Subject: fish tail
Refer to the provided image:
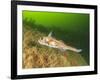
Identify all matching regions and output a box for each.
[76,49,82,53]
[67,46,82,53]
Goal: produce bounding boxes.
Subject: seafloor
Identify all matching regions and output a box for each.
[22,26,87,69]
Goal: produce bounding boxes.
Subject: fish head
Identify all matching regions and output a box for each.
[38,37,49,45]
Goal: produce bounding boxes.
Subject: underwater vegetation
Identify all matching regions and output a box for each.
[22,18,88,68]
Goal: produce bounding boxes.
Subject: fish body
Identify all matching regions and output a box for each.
[38,32,82,53]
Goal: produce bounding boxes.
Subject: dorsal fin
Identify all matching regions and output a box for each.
[48,31,52,37]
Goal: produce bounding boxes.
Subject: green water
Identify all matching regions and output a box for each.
[22,11,90,64]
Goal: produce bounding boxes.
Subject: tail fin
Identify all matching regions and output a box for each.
[77,49,82,53]
[67,46,82,53]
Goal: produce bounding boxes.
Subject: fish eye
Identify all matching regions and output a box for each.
[42,37,44,40]
[41,37,44,40]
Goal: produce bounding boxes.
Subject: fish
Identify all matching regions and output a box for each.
[38,32,82,53]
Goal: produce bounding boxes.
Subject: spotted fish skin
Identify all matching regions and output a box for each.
[38,32,82,53]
